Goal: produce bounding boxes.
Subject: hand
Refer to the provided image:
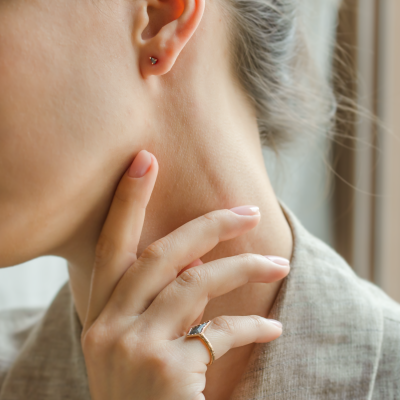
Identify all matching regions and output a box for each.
[81,150,290,400]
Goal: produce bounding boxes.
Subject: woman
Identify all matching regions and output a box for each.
[0,0,399,399]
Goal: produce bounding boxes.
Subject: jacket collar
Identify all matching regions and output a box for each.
[231,204,383,399]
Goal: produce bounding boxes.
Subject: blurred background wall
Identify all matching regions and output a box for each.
[331,0,400,301]
[1,0,399,312]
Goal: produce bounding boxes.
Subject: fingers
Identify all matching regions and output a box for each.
[107,207,260,315]
[178,315,282,365]
[177,258,203,277]
[85,150,158,329]
[143,254,290,337]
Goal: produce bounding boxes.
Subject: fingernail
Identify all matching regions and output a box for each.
[265,256,290,267]
[230,205,260,216]
[128,150,152,178]
[268,319,283,329]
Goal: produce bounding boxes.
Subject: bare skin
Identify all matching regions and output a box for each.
[0,0,293,398]
[81,150,290,400]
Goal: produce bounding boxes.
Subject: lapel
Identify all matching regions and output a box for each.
[231,204,384,399]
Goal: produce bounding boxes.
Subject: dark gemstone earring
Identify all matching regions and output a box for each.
[149,57,158,65]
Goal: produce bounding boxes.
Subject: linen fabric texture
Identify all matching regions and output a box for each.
[0,205,399,399]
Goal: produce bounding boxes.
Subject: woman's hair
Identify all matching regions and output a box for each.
[220,0,336,149]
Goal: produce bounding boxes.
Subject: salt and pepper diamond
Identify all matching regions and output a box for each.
[149,57,158,65]
[186,320,215,366]
[187,322,209,336]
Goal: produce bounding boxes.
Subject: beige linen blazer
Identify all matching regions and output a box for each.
[0,205,399,399]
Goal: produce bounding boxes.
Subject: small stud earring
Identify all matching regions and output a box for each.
[149,57,158,65]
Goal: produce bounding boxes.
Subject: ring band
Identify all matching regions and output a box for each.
[186,320,215,366]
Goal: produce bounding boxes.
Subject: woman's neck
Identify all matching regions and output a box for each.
[66,66,293,329]
[66,92,293,398]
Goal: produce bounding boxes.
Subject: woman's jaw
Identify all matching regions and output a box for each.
[0,0,292,296]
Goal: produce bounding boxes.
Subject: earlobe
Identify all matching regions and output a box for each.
[149,57,159,65]
[135,0,205,79]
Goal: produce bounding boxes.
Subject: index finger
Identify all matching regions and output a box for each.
[84,150,158,328]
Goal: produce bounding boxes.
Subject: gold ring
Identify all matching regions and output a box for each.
[186,321,215,366]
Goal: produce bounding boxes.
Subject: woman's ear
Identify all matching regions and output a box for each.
[134,0,205,79]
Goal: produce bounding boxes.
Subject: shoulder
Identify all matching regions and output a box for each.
[302,234,400,396]
[360,280,400,398]
[0,308,44,389]
[283,203,400,321]
[280,204,400,396]
[297,217,400,323]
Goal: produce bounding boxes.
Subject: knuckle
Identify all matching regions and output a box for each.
[199,209,236,239]
[114,332,136,358]
[201,209,231,226]
[176,266,205,288]
[201,211,220,225]
[81,323,110,354]
[212,316,236,336]
[131,344,177,384]
[142,352,172,378]
[235,252,258,264]
[248,315,265,329]
[234,253,265,273]
[140,237,171,262]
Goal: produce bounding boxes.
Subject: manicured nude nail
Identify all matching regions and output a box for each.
[230,205,260,216]
[265,256,290,267]
[128,150,152,178]
[268,319,283,329]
